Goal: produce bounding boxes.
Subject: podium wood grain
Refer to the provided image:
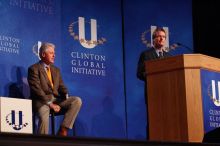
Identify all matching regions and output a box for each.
[145,54,220,142]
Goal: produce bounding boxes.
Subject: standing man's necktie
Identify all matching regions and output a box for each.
[46,66,53,88]
[158,51,163,58]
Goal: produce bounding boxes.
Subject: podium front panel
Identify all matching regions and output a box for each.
[201,69,220,133]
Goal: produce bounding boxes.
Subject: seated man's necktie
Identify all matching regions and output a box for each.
[46,66,53,88]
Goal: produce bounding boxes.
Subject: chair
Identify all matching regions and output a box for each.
[33,109,75,136]
[50,110,66,135]
[50,110,56,135]
[50,109,76,136]
[33,110,65,135]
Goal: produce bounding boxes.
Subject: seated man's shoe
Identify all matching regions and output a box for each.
[58,126,68,136]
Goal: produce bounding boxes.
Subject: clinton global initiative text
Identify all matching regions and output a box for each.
[71,51,106,77]
[72,67,105,76]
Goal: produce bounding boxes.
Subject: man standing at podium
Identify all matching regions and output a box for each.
[137,27,171,81]
[28,42,82,136]
[136,27,171,139]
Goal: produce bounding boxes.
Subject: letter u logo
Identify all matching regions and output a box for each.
[11,110,23,130]
[6,110,28,130]
[211,80,220,106]
[78,17,97,49]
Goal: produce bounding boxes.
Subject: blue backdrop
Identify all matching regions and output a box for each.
[0,0,193,140]
[123,0,193,139]
[0,0,61,97]
[60,0,126,138]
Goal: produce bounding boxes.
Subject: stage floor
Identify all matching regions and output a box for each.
[0,133,219,146]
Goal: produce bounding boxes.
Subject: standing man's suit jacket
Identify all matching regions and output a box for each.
[28,61,68,109]
[136,48,171,81]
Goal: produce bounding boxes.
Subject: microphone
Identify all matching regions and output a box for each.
[165,42,193,52]
[176,42,193,52]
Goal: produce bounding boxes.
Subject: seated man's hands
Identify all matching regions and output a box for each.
[49,103,61,113]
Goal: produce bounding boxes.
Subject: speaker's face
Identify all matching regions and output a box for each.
[153,31,166,49]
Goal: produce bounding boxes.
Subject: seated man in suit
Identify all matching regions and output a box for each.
[28,42,82,136]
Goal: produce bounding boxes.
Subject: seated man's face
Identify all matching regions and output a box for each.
[42,46,55,65]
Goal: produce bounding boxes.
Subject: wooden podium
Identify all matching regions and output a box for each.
[145,54,220,142]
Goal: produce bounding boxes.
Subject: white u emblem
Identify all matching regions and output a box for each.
[211,80,220,106]
[6,110,28,130]
[68,17,106,49]
[78,17,97,49]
